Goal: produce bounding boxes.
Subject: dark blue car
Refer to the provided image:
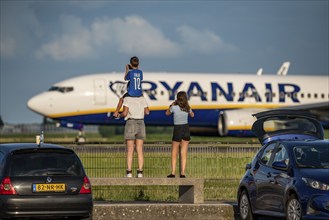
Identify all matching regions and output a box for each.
[237,110,329,220]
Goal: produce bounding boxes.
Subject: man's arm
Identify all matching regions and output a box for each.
[144,107,150,115]
[120,106,129,118]
[124,64,130,80]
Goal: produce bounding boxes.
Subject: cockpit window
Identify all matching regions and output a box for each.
[48,86,74,93]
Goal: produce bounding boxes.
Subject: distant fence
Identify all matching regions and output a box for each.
[67,144,260,202]
[69,144,258,178]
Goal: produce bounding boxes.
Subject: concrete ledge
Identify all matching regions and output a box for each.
[93,203,235,220]
[90,178,204,204]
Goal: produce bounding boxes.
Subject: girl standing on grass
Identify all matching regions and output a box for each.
[165,91,194,178]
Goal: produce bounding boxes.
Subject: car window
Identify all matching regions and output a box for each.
[9,150,84,176]
[263,118,317,133]
[259,143,276,165]
[273,144,289,166]
[294,145,329,168]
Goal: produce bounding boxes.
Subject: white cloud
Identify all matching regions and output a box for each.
[37,15,181,60]
[177,25,237,54]
[36,15,236,60]
[36,15,94,60]
[92,15,181,57]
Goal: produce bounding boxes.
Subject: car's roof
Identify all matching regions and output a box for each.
[280,139,329,147]
[266,139,329,150]
[0,143,71,154]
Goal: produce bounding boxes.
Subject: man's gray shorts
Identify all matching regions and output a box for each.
[124,119,146,140]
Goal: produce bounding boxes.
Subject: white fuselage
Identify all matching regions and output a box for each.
[27,72,329,135]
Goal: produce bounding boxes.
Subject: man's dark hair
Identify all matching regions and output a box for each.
[130,56,139,68]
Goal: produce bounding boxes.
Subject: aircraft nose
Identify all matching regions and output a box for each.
[27,94,49,116]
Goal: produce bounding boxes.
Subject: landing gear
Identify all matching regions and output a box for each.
[75,130,86,144]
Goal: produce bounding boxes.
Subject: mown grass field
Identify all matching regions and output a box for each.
[73,145,258,202]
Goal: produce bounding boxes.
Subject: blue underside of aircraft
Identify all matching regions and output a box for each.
[55,109,254,136]
[54,108,328,136]
[57,109,220,126]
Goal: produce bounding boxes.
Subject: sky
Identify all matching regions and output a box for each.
[0,0,328,124]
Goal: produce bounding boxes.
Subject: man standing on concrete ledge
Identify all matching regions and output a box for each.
[120,96,149,178]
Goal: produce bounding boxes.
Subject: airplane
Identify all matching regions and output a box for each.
[27,62,329,142]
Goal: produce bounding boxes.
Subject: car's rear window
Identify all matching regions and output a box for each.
[263,118,317,133]
[9,149,84,176]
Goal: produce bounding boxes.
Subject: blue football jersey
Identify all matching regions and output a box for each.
[125,69,143,97]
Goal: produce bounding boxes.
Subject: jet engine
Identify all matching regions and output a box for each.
[217,109,261,136]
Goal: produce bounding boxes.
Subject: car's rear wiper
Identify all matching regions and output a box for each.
[47,170,72,176]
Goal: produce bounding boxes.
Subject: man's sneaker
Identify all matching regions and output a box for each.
[137,170,143,178]
[126,170,132,178]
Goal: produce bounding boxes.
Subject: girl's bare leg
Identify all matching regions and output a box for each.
[170,141,180,175]
[180,140,189,176]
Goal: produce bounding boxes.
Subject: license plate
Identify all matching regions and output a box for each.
[32,183,66,192]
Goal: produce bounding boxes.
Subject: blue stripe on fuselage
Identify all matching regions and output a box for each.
[55,109,221,127]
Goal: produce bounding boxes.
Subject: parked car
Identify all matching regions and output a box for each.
[0,143,93,219]
[237,110,329,220]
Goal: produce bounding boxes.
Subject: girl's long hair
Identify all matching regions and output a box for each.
[176,91,191,112]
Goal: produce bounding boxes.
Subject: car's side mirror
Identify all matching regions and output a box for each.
[272,161,288,171]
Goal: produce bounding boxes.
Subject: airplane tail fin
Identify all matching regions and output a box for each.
[277,61,290,76]
[256,68,263,76]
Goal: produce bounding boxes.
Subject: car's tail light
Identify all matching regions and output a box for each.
[79,176,91,194]
[0,177,17,195]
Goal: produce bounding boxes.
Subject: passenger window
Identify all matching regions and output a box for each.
[292,92,297,99]
[273,145,289,166]
[259,143,276,165]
